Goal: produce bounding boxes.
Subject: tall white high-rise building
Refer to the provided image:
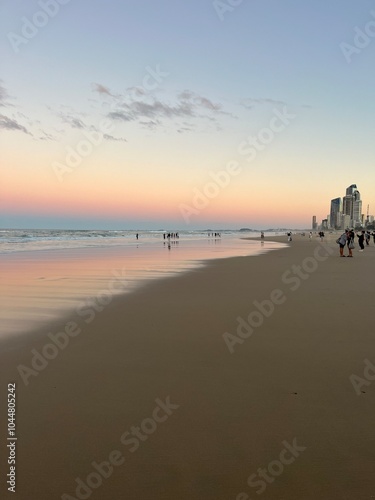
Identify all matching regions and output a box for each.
[353,190,362,227]
[343,184,362,227]
[341,214,351,230]
[330,197,342,229]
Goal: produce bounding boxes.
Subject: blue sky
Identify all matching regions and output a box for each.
[0,0,374,229]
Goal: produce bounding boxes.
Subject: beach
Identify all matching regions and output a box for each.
[0,233,284,336]
[1,234,374,499]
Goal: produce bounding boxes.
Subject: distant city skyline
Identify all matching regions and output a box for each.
[1,1,374,230]
[324,183,373,230]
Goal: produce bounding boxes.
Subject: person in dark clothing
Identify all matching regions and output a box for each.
[357,231,365,251]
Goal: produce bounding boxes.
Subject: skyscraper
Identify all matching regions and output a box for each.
[346,184,357,196]
[352,190,362,227]
[343,184,362,227]
[330,197,342,229]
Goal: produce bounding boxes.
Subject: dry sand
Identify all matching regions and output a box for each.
[1,234,374,499]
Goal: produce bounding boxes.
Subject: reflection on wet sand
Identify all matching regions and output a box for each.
[0,238,285,337]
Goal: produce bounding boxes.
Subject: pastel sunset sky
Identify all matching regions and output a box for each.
[1,0,374,229]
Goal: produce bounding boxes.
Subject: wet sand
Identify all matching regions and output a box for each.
[0,234,374,499]
[0,238,283,336]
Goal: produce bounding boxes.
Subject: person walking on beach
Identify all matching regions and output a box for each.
[365,231,370,246]
[346,229,354,257]
[261,232,264,239]
[357,230,365,252]
[338,231,347,257]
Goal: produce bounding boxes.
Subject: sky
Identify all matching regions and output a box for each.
[0,0,374,230]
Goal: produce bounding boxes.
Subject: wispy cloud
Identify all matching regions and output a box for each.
[0,82,127,142]
[103,133,127,142]
[103,85,228,133]
[139,120,161,130]
[0,114,31,134]
[126,86,147,98]
[0,81,33,135]
[92,83,115,97]
[38,130,57,141]
[47,104,128,143]
[57,111,86,129]
[107,110,134,122]
[134,99,194,118]
[0,80,237,141]
[108,99,195,123]
[177,126,194,134]
[178,90,222,111]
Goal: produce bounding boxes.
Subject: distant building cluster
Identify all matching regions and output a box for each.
[312,184,374,231]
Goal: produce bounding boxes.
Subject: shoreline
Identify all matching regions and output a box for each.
[0,235,374,499]
[0,237,285,339]
[0,229,290,255]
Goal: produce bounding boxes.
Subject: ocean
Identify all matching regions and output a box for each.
[0,228,287,254]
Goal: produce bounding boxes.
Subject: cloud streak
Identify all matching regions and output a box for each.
[57,111,86,129]
[110,99,196,122]
[104,86,228,132]
[103,133,127,142]
[0,114,31,134]
[1,79,291,142]
[92,83,115,97]
[52,106,127,143]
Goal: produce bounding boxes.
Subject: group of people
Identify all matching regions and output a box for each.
[337,229,375,257]
[357,230,375,249]
[136,232,180,240]
[337,229,355,257]
[163,232,179,240]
